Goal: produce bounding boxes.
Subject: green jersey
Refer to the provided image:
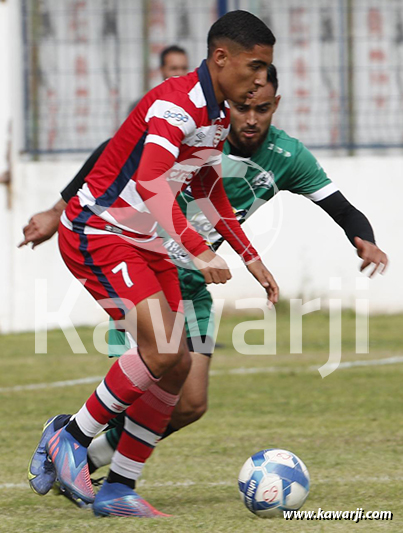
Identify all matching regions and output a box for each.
[165,125,337,262]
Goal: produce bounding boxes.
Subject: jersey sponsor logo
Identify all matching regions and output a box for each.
[163,106,190,126]
[166,163,197,185]
[252,170,275,190]
[163,239,191,263]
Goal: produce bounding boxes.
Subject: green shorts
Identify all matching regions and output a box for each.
[108,265,215,357]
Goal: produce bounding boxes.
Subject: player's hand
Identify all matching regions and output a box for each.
[354,237,388,277]
[18,199,67,249]
[246,259,279,306]
[194,249,232,284]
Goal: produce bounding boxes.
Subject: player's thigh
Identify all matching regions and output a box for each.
[59,227,163,320]
[128,293,186,358]
[59,228,186,363]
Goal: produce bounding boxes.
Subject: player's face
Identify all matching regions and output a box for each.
[228,83,281,156]
[217,44,273,104]
[161,52,189,79]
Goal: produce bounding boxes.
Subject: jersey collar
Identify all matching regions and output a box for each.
[198,60,227,121]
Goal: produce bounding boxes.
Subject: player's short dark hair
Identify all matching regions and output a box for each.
[207,10,276,57]
[160,45,187,68]
[267,64,279,93]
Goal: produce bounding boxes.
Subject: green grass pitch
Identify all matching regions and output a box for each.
[0,307,402,532]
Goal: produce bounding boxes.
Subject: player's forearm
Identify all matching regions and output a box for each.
[340,208,375,245]
[60,139,110,202]
[52,198,68,216]
[317,191,375,246]
[192,166,260,263]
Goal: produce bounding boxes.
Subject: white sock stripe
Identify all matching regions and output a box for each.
[148,383,179,406]
[110,451,144,480]
[103,379,132,407]
[75,405,108,438]
[96,380,129,414]
[124,417,161,447]
[87,434,115,469]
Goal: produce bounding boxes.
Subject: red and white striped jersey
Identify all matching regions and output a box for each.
[63,60,259,263]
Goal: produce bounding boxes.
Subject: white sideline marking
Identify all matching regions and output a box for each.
[315,355,403,371]
[2,475,403,492]
[0,376,104,393]
[209,355,403,375]
[1,356,403,394]
[138,480,231,488]
[0,483,28,490]
[0,480,232,491]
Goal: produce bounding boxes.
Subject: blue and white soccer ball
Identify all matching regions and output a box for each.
[238,448,310,518]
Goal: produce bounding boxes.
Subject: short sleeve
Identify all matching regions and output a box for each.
[288,142,338,201]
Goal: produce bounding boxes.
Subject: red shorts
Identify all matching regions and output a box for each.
[58,222,183,320]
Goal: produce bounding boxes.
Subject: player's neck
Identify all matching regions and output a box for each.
[227,138,252,158]
[205,58,225,105]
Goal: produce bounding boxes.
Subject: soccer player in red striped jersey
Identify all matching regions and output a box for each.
[41,11,278,517]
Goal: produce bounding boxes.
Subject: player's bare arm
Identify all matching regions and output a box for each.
[246,259,279,305]
[18,198,67,248]
[18,139,111,249]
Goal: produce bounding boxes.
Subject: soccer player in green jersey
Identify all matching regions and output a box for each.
[21,64,387,500]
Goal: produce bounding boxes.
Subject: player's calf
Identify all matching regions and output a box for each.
[170,397,208,429]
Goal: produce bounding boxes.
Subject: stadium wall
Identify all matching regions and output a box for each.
[0,155,401,334]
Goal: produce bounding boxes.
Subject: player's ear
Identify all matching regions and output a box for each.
[212,46,228,68]
[273,95,281,112]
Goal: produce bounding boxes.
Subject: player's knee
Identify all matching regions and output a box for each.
[163,325,189,368]
[165,343,191,382]
[139,334,189,375]
[178,343,192,375]
[147,342,191,387]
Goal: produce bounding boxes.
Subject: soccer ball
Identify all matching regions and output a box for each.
[238,448,310,518]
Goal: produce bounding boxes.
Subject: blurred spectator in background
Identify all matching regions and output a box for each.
[127,44,189,113]
[159,44,189,79]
